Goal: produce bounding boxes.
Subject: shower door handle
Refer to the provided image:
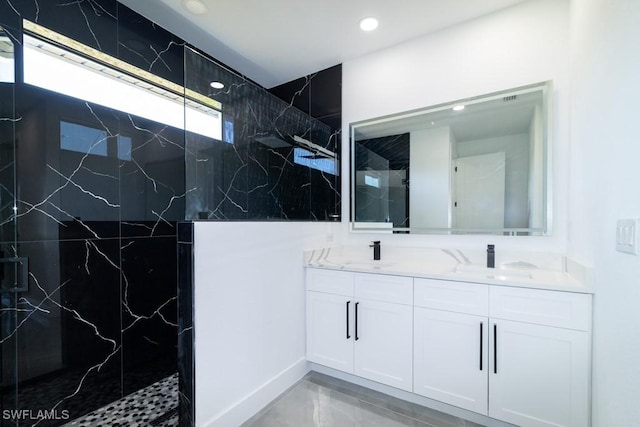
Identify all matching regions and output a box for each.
[0,257,29,293]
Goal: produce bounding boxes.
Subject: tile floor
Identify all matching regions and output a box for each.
[64,374,178,426]
[242,372,485,427]
[61,371,487,426]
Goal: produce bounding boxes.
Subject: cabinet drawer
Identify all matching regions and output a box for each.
[490,286,592,331]
[306,268,353,296]
[414,278,488,316]
[355,273,413,305]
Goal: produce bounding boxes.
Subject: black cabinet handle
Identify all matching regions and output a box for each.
[480,322,483,371]
[346,301,351,339]
[493,323,498,374]
[355,302,359,341]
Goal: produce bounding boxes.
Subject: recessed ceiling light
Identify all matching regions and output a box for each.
[210,81,224,89]
[183,0,208,15]
[359,17,379,32]
[453,105,465,111]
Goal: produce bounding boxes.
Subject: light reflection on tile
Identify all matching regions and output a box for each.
[243,373,486,427]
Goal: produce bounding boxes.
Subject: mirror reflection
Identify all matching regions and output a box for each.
[351,82,550,235]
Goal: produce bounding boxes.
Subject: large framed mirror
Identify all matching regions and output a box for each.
[350,82,551,235]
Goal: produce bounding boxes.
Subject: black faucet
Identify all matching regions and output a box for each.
[370,241,381,260]
[487,244,495,268]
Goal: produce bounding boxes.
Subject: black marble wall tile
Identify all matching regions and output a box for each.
[309,65,342,124]
[14,84,186,243]
[184,47,340,221]
[121,236,177,395]
[0,84,16,246]
[271,158,311,220]
[308,121,340,220]
[20,0,118,57]
[186,134,249,220]
[2,3,184,425]
[267,64,342,221]
[269,64,342,133]
[355,134,410,227]
[3,1,343,425]
[15,86,121,242]
[310,169,339,221]
[246,144,288,220]
[12,238,123,422]
[268,75,310,114]
[119,112,185,238]
[116,3,184,86]
[0,3,21,44]
[358,133,410,171]
[176,222,193,427]
[1,0,184,85]
[58,238,121,367]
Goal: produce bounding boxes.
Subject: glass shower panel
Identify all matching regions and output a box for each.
[184,47,339,221]
[0,24,19,423]
[8,17,184,423]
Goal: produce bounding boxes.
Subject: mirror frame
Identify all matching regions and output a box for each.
[349,81,552,236]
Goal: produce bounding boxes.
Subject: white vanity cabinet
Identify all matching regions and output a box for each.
[306,269,354,372]
[413,278,591,427]
[306,268,414,391]
[488,286,591,427]
[413,278,490,414]
[306,267,592,427]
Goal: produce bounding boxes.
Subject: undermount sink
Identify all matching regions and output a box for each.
[343,260,395,269]
[452,264,533,280]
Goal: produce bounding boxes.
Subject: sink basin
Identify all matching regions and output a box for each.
[452,264,532,280]
[343,260,395,269]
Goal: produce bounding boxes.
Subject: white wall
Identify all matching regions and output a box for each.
[341,0,570,251]
[193,221,336,426]
[568,0,640,425]
[187,1,640,426]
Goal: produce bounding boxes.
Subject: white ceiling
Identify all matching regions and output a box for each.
[121,0,528,88]
[354,89,541,143]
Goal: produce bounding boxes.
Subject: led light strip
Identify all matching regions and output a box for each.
[23,19,221,111]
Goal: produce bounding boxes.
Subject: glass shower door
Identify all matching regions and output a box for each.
[0,25,20,425]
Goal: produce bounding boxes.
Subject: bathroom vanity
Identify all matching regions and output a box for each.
[304,247,592,427]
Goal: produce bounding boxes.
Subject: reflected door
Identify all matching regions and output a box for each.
[453,152,506,229]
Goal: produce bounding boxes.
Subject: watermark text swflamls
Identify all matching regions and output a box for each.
[2,409,70,421]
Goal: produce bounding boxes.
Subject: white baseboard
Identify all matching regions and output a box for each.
[201,358,310,427]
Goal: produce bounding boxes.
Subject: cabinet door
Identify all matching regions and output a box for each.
[306,291,353,373]
[354,299,413,391]
[489,319,590,427]
[414,308,488,414]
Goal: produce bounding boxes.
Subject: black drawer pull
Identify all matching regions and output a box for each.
[346,301,351,339]
[493,323,498,374]
[355,302,359,341]
[480,322,483,371]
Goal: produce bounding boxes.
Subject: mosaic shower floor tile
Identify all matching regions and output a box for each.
[64,374,178,427]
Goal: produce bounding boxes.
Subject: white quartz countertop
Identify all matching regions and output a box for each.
[304,246,593,294]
